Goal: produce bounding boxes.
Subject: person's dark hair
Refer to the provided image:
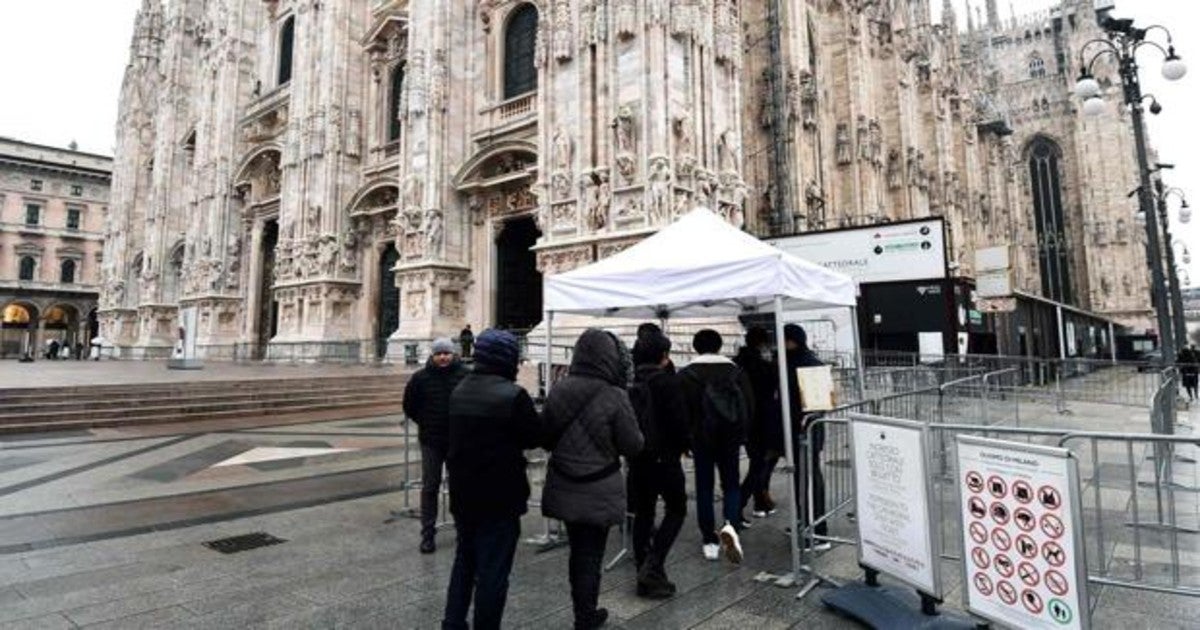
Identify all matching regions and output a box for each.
[692,328,723,354]
[744,326,769,349]
[633,331,671,365]
[637,322,663,340]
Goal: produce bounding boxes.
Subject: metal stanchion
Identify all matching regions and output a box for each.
[387,416,423,522]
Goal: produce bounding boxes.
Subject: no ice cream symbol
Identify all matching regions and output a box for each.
[966,471,985,493]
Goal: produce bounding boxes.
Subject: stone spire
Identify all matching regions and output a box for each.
[943,0,958,29]
[966,0,976,33]
[985,0,999,28]
[130,0,164,64]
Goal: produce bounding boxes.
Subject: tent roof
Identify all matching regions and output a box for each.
[543,208,857,318]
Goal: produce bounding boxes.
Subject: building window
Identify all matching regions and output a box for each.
[1029,56,1046,79]
[71,184,83,196]
[503,4,538,99]
[31,179,42,191]
[388,62,405,142]
[18,256,36,281]
[24,204,40,226]
[1028,137,1072,303]
[277,16,295,86]
[67,208,81,230]
[60,259,76,284]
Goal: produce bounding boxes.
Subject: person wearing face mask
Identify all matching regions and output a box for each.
[402,337,469,554]
[734,326,782,522]
[542,329,644,629]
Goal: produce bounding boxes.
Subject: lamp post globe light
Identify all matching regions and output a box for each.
[1074,16,1187,365]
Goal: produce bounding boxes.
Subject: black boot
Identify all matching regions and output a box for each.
[636,559,675,599]
[419,535,435,554]
[575,607,608,630]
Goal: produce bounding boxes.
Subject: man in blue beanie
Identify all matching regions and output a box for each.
[443,329,541,630]
[403,337,468,554]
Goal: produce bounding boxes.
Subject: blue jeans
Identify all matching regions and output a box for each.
[442,517,520,630]
[693,446,741,544]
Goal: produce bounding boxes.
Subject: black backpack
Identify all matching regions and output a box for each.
[687,368,747,439]
[628,378,660,454]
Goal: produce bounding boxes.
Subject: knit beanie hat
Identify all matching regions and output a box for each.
[473,329,520,378]
[431,337,456,355]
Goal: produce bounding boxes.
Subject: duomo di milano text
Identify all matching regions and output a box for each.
[102,0,1154,359]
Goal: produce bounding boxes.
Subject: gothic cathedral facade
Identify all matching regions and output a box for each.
[101,0,1153,359]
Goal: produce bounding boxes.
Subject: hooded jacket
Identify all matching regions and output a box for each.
[735,345,784,455]
[402,357,469,450]
[541,329,644,526]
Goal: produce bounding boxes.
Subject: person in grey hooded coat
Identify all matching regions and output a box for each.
[542,329,643,630]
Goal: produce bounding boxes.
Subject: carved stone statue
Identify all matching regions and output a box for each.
[857,115,871,161]
[614,105,636,154]
[886,149,902,189]
[716,129,740,172]
[553,127,573,171]
[422,209,444,258]
[647,157,672,223]
[836,124,852,165]
[673,112,694,156]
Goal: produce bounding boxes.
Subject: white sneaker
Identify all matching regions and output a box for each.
[718,522,743,564]
[805,541,833,552]
[702,543,720,561]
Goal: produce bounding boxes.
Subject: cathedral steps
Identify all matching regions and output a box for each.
[0,374,405,433]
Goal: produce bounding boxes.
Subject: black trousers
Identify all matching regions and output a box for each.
[565,522,609,629]
[420,445,446,540]
[442,517,520,630]
[628,457,686,573]
[739,442,780,512]
[791,426,827,537]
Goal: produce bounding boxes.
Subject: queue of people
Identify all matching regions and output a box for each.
[401,323,826,630]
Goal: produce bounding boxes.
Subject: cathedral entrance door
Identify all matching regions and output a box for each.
[495,216,542,331]
[376,244,401,359]
[255,219,279,359]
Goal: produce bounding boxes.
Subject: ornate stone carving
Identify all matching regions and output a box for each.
[835,123,852,165]
[886,149,902,189]
[857,115,871,161]
[537,246,593,275]
[429,49,448,112]
[646,156,672,224]
[671,0,697,39]
[716,129,740,173]
[553,0,574,62]
[868,118,882,165]
[584,171,610,232]
[672,112,694,157]
[553,127,574,172]
[615,0,637,41]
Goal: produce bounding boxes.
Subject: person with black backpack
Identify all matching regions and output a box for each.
[679,329,756,563]
[627,329,689,599]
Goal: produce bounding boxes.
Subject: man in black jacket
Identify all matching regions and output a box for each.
[784,323,829,550]
[735,327,782,521]
[679,329,755,564]
[443,329,541,630]
[628,329,688,599]
[402,337,468,554]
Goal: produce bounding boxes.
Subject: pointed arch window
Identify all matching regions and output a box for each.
[1029,55,1046,79]
[388,62,405,142]
[1028,137,1072,303]
[60,259,76,284]
[277,16,295,86]
[19,256,36,281]
[503,4,538,99]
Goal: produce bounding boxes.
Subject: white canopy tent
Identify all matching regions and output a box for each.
[541,207,861,591]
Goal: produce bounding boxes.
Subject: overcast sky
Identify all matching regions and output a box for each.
[0,0,1196,277]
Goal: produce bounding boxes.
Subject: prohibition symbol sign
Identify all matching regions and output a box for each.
[1017,561,1041,588]
[969,521,988,544]
[1012,480,1034,504]
[1049,598,1074,624]
[1041,513,1065,539]
[973,572,994,596]
[991,527,1012,551]
[1043,541,1066,567]
[966,471,985,493]
[994,553,1015,578]
[1045,569,1070,597]
[1014,507,1036,532]
[1022,588,1045,615]
[1016,534,1039,559]
[988,475,1008,499]
[997,580,1018,605]
[990,501,1011,525]
[1039,485,1063,510]
[968,497,988,519]
[971,546,991,570]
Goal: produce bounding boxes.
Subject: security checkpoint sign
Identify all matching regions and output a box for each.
[956,436,1089,630]
[849,413,942,597]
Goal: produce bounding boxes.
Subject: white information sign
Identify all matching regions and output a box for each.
[770,218,947,285]
[956,436,1088,630]
[918,332,944,363]
[850,413,941,596]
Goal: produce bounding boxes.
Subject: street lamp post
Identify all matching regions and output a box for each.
[1154,180,1190,351]
[1075,17,1188,365]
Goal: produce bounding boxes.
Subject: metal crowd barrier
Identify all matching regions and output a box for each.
[795,411,1200,599]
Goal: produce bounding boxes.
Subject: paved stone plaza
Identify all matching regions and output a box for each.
[0,364,1196,628]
